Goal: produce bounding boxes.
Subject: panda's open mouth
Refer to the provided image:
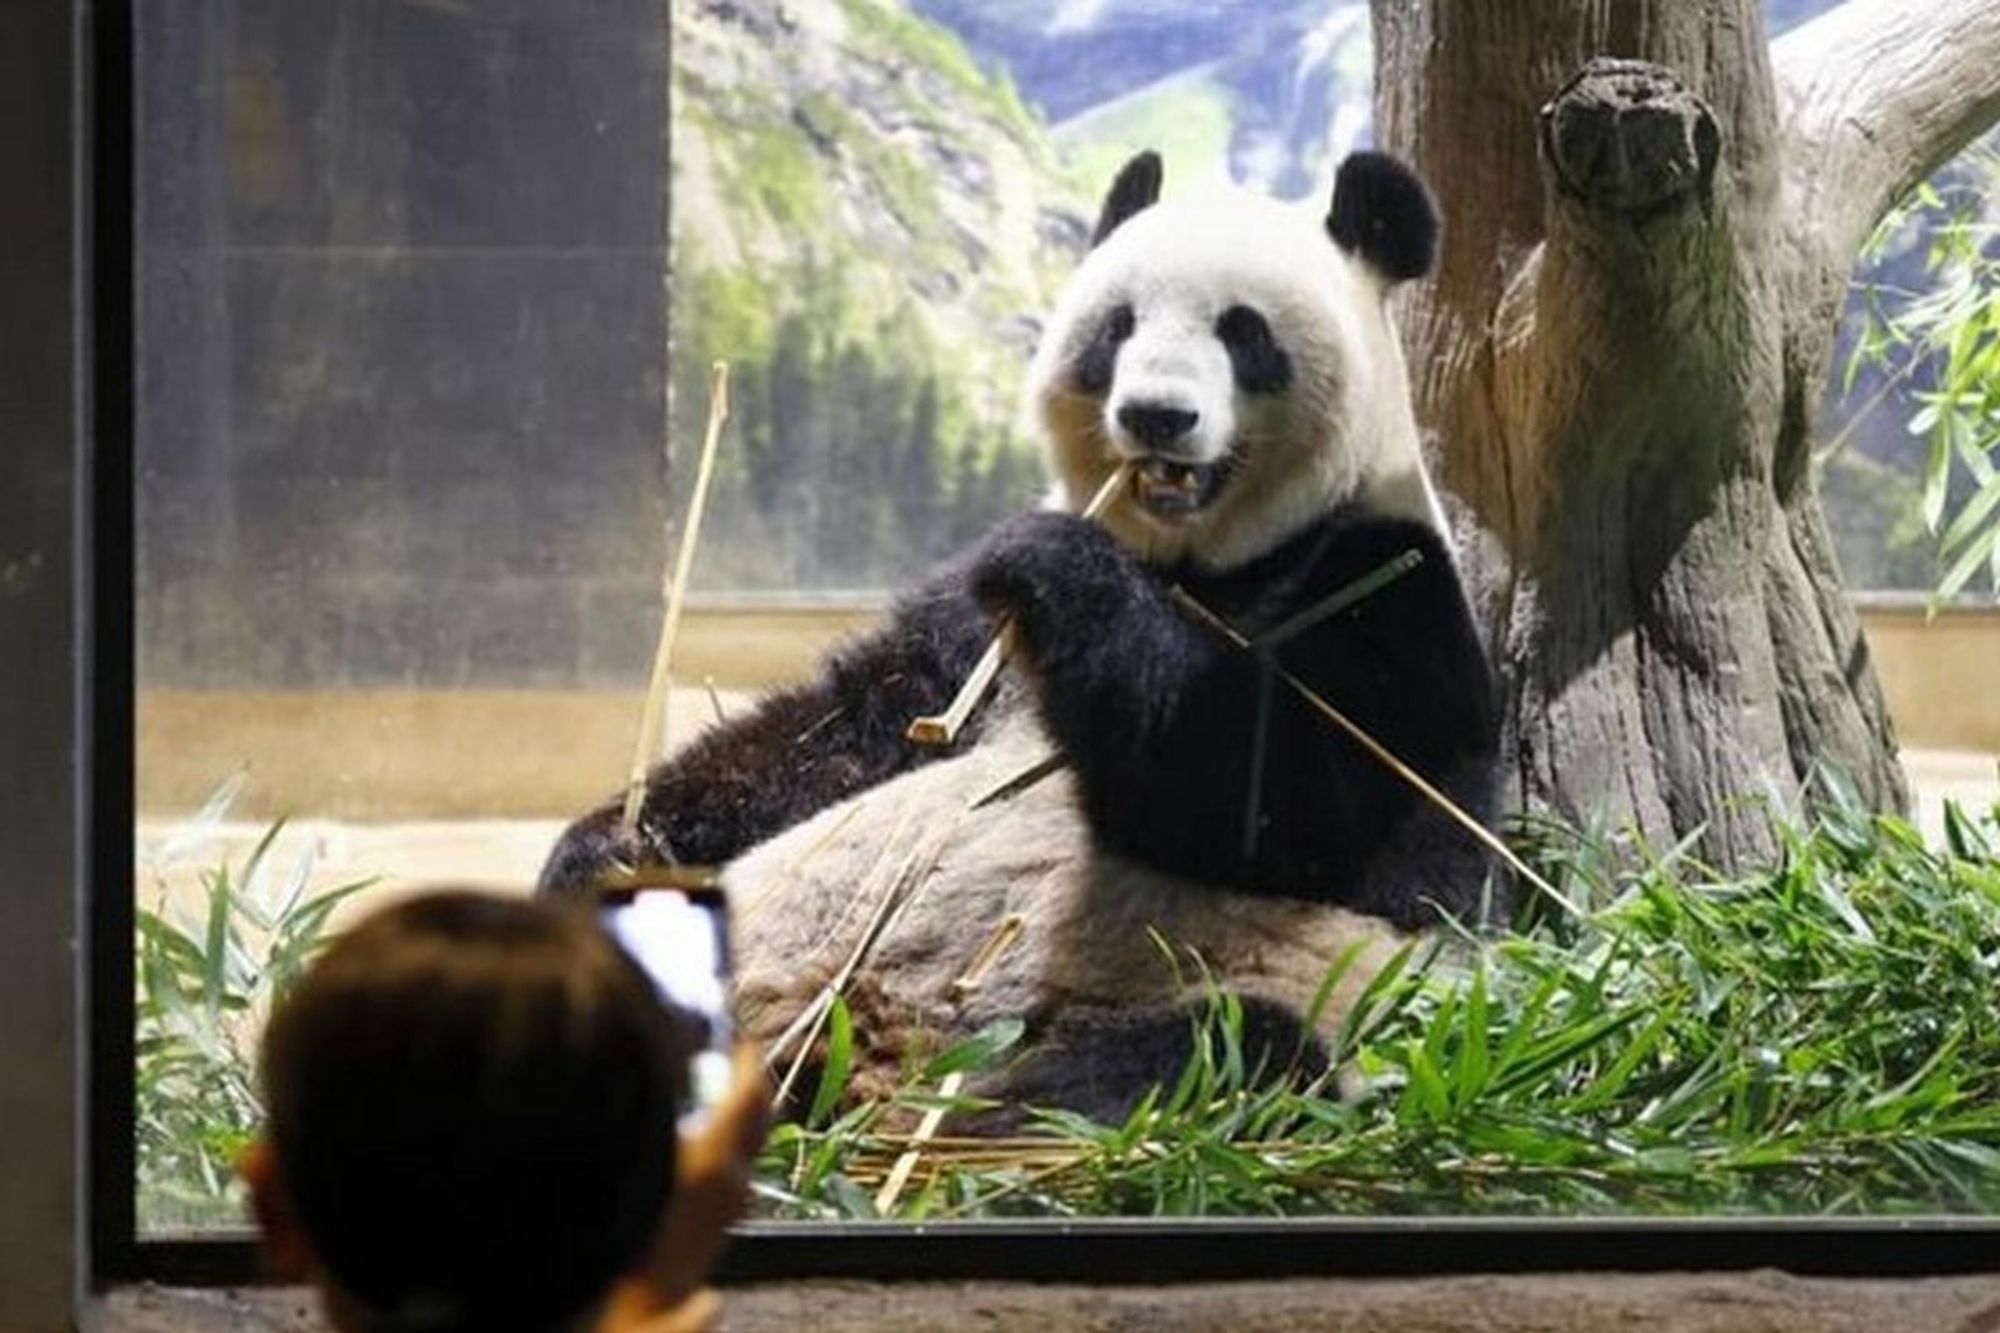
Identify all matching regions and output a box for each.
[1132,456,1228,518]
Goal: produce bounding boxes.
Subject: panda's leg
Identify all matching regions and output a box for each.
[963,996,1321,1132]
[537,562,995,895]
[1340,752,1509,930]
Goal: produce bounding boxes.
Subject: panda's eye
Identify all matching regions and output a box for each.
[1215,304,1293,395]
[1071,302,1135,396]
[1215,305,1271,346]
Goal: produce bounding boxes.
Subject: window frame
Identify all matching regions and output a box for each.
[0,0,90,1326]
[75,0,2000,1293]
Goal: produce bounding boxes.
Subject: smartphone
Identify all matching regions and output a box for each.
[598,867,733,1128]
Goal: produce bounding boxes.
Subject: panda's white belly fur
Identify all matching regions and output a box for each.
[722,697,1408,1111]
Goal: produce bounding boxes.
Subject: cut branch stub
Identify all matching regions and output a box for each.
[1540,59,1720,219]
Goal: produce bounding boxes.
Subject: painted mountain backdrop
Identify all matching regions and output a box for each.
[674,0,1929,592]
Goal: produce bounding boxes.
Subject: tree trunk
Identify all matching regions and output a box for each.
[1371,0,2000,860]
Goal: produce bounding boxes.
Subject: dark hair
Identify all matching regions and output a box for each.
[261,890,689,1333]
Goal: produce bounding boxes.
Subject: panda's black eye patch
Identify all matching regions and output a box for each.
[1071,303,1135,396]
[1215,304,1293,395]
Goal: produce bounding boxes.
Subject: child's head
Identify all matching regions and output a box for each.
[249,890,692,1333]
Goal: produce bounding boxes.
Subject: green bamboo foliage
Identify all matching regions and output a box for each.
[760,775,2000,1220]
[136,778,2000,1225]
[1843,140,2000,601]
[136,785,373,1231]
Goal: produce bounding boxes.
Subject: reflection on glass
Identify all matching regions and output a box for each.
[135,0,668,1232]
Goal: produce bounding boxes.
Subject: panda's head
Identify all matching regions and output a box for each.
[1027,150,1444,569]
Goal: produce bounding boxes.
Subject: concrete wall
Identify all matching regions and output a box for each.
[136,0,670,691]
[134,600,874,820]
[1853,600,2000,754]
[131,602,1998,822]
[0,1,82,1327]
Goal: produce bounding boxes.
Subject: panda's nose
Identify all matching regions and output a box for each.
[1116,402,1199,449]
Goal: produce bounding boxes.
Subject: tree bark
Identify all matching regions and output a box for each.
[1371,0,2000,859]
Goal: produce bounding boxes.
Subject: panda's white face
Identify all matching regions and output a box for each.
[1027,166,1443,570]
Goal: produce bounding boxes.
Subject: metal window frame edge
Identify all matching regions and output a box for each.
[86,0,139,1290]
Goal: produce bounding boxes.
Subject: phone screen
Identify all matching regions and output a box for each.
[600,879,733,1127]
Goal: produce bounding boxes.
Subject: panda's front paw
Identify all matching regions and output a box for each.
[970,511,1132,642]
[536,805,661,898]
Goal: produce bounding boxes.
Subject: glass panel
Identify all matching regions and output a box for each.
[133,0,2000,1242]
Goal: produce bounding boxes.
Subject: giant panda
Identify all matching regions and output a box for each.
[541,150,1502,1122]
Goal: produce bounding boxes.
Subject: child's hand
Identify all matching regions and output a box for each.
[648,1042,772,1310]
[621,1288,721,1333]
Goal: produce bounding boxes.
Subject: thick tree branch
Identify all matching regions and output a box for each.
[1776,0,2000,276]
[1542,60,1721,222]
[1369,0,1912,848]
[1530,59,1753,456]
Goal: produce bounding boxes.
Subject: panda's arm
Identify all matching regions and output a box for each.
[969,511,1232,772]
[536,561,992,895]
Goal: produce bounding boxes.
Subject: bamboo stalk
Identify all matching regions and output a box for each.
[1168,587,1578,916]
[949,913,1026,996]
[620,362,732,839]
[968,749,1068,810]
[875,898,1032,1209]
[907,463,1133,746]
[761,801,919,1074]
[873,1070,964,1212]
[934,1152,1091,1219]
[771,819,959,1109]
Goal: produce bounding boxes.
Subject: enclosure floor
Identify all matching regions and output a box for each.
[1907,747,2000,837]
[92,1272,2000,1333]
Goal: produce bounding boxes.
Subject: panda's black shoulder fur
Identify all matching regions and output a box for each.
[537,552,994,894]
[970,504,1502,929]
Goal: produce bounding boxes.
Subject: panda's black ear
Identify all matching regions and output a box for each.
[1327,151,1439,283]
[1091,150,1163,248]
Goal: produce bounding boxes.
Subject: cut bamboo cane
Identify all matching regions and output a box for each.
[874,902,1019,1208]
[771,819,958,1110]
[949,911,1026,997]
[968,748,1068,810]
[907,462,1133,746]
[906,625,1014,747]
[873,1070,963,1213]
[620,362,731,840]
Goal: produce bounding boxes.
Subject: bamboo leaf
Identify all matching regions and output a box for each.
[921,1017,1025,1081]
[1937,522,1999,601]
[201,866,232,1026]
[1938,473,2000,557]
[1923,425,1952,532]
[807,996,854,1130]
[150,772,246,868]
[1453,965,1492,1107]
